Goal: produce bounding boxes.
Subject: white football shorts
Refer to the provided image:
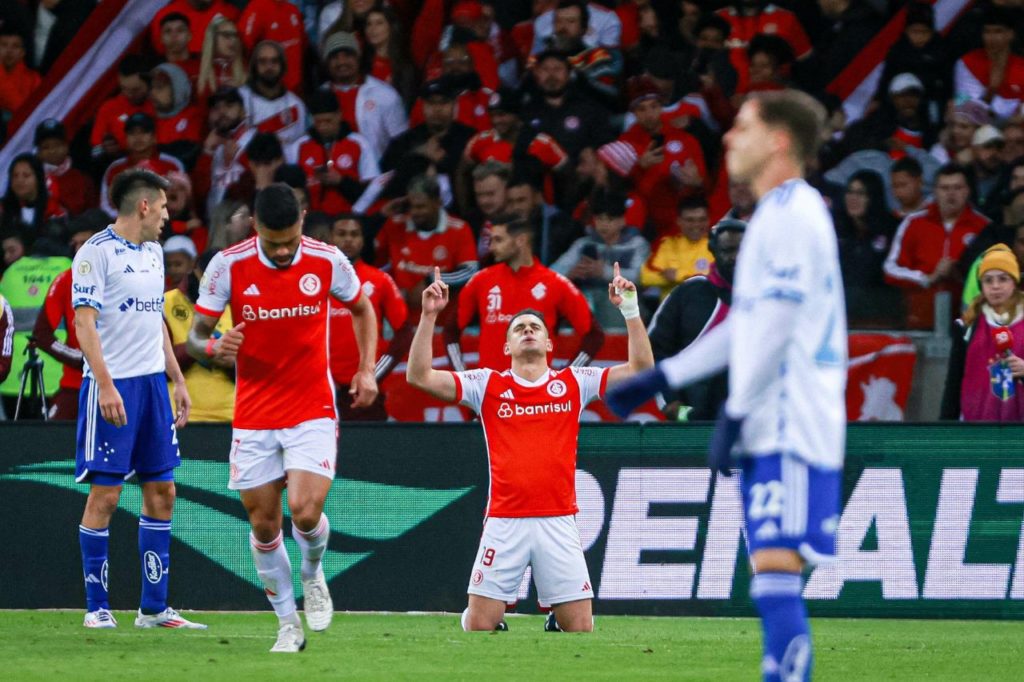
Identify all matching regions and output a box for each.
[467,516,593,606]
[228,418,338,490]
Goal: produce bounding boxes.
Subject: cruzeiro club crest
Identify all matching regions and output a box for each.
[2,460,472,592]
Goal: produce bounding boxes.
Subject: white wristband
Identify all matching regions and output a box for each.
[617,288,640,320]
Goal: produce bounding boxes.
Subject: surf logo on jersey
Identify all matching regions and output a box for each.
[242,302,323,321]
[497,400,572,418]
[299,274,322,296]
[144,551,164,584]
[547,380,567,397]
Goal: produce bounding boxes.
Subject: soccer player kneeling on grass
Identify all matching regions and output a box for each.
[407,264,653,632]
[187,184,379,652]
[72,169,203,630]
[606,90,846,681]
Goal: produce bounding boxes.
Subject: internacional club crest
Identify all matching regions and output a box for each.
[299,273,322,296]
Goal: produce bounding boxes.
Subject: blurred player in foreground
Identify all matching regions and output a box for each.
[607,90,847,681]
[71,170,201,629]
[188,184,378,652]
[407,263,653,632]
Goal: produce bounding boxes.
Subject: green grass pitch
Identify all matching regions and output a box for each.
[3,612,1023,680]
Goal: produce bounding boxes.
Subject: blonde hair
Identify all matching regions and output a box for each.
[962,288,1024,326]
[197,16,246,98]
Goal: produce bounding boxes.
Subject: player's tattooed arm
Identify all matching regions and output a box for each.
[187,313,244,368]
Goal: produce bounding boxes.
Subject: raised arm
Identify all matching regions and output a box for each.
[605,262,655,387]
[406,267,457,402]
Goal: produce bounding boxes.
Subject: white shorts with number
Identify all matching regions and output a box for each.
[467,516,593,606]
[228,418,338,490]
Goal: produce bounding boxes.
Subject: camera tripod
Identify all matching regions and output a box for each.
[14,344,48,421]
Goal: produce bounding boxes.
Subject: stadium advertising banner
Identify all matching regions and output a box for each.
[1,423,1022,619]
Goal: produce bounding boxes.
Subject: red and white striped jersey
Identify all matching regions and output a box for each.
[196,236,361,429]
[453,366,608,518]
[238,85,309,157]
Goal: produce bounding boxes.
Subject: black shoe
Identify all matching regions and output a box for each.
[494,621,508,631]
[544,612,562,632]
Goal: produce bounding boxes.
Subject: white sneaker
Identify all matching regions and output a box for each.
[84,608,117,628]
[270,623,306,653]
[134,607,208,629]
[301,571,334,632]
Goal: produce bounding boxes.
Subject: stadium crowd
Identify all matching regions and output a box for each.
[1,0,1023,422]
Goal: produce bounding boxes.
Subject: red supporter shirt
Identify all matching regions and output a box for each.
[156,105,205,145]
[464,129,567,169]
[100,153,185,216]
[294,132,379,214]
[458,261,593,371]
[41,270,82,391]
[717,5,811,94]
[195,236,362,429]
[409,89,492,132]
[329,260,407,385]
[151,0,240,55]
[619,123,707,236]
[374,212,478,292]
[369,54,393,84]
[239,0,307,94]
[453,366,608,517]
[90,96,157,151]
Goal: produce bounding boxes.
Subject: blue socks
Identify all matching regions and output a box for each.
[138,515,171,615]
[79,525,110,612]
[750,572,812,682]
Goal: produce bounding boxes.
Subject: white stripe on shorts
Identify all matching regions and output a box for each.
[782,456,808,537]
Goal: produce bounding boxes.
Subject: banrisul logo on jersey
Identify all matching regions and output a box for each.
[118,296,164,312]
[240,302,322,321]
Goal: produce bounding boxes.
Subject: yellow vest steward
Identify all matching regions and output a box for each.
[164,288,235,422]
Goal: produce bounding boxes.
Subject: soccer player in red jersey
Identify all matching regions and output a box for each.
[445,215,603,372]
[187,184,379,652]
[408,263,653,632]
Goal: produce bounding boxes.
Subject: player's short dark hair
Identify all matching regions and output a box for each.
[891,156,923,177]
[937,161,971,181]
[556,0,589,29]
[246,133,284,164]
[160,12,190,28]
[0,26,25,43]
[709,217,747,252]
[407,174,441,201]
[695,14,731,39]
[677,195,709,214]
[333,213,365,228]
[491,214,533,236]
[254,183,300,231]
[303,210,333,241]
[508,158,544,191]
[472,160,511,184]
[118,54,152,79]
[111,169,170,216]
[750,89,826,167]
[590,186,627,217]
[747,34,794,66]
[274,163,308,190]
[506,308,546,334]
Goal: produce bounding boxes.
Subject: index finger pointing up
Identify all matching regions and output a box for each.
[613,261,621,279]
[434,266,442,283]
